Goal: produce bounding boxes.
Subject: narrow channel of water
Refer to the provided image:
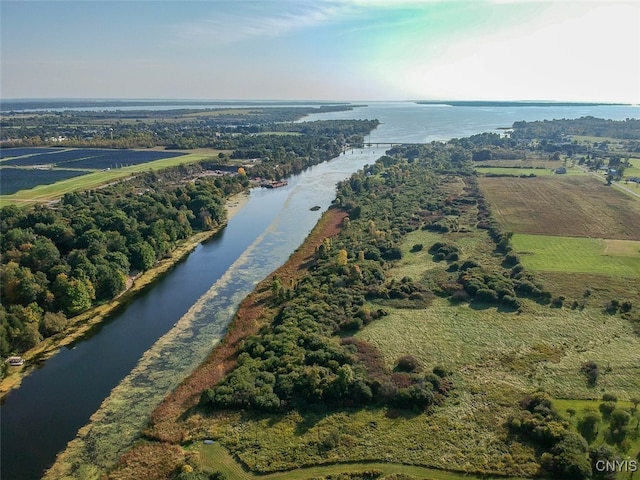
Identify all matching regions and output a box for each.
[0,148,381,480]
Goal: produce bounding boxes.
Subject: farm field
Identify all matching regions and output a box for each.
[0,167,93,195]
[474,166,557,176]
[511,234,640,276]
[624,157,640,177]
[472,158,567,169]
[478,175,640,239]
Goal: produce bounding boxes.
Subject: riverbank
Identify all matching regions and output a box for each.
[109,207,347,478]
[0,191,251,400]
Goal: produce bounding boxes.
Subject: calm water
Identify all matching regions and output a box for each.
[1,102,638,480]
[301,101,640,143]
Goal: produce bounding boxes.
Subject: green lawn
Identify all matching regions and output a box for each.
[623,157,640,178]
[511,234,640,277]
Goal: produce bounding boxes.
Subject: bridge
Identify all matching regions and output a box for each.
[345,142,429,150]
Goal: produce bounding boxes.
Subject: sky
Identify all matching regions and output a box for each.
[1,0,639,103]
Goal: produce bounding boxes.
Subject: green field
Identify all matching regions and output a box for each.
[512,234,640,276]
[357,298,640,400]
[475,167,553,176]
[474,167,583,176]
[197,441,532,480]
[0,151,226,206]
[623,157,640,178]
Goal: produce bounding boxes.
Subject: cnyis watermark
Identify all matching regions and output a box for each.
[595,459,638,473]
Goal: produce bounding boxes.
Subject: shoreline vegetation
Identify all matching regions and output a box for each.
[142,206,348,443]
[110,118,639,480]
[0,191,250,400]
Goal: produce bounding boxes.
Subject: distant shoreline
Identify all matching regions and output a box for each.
[415,100,632,107]
[0,99,352,112]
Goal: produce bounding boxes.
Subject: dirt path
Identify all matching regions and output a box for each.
[142,207,347,443]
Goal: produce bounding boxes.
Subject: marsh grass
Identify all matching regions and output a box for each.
[194,403,538,478]
[196,441,533,480]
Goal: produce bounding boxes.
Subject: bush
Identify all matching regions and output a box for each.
[395,355,421,373]
[598,401,616,418]
[475,288,499,303]
[581,361,599,387]
[504,252,520,266]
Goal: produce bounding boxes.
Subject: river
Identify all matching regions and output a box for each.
[1,102,638,480]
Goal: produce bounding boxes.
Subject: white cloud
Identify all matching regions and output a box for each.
[172,2,352,46]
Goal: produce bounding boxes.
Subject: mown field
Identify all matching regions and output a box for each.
[511,234,640,277]
[479,175,640,239]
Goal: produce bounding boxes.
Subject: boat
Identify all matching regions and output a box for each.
[7,356,24,366]
[264,180,288,189]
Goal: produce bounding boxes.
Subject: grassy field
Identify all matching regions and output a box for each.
[473,158,568,169]
[197,441,533,480]
[511,234,640,276]
[624,157,640,178]
[190,401,539,478]
[478,175,640,240]
[474,167,557,176]
[0,150,227,206]
[183,187,640,479]
[357,297,640,401]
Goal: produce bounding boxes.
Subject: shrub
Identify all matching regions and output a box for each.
[395,355,421,373]
[581,361,599,387]
[475,288,499,303]
[504,252,520,266]
[598,402,616,418]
